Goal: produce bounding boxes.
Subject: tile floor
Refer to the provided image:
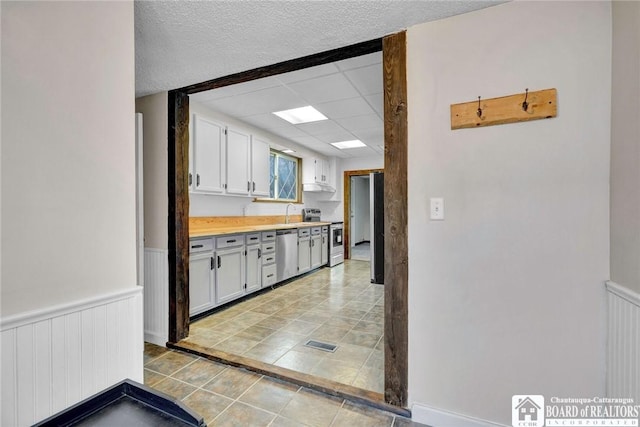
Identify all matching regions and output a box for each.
[350,243,371,262]
[183,260,384,393]
[144,342,425,427]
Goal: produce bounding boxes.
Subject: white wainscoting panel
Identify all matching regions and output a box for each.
[606,281,640,402]
[1,287,143,426]
[144,248,169,346]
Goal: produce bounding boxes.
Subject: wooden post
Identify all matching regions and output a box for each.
[168,90,190,343]
[383,31,408,407]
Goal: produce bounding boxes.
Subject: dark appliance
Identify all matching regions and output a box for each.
[370,172,384,284]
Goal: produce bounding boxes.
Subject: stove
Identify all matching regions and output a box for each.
[302,208,344,267]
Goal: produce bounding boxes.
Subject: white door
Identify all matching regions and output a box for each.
[135,114,144,287]
[251,137,270,197]
[298,237,311,274]
[225,127,250,195]
[216,246,245,304]
[189,252,215,316]
[245,244,262,293]
[193,115,225,193]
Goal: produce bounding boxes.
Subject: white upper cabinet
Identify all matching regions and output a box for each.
[193,115,225,194]
[191,113,271,198]
[250,136,270,197]
[225,127,251,195]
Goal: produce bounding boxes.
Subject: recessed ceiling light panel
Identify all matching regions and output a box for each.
[273,106,328,124]
[330,140,366,149]
[282,149,295,154]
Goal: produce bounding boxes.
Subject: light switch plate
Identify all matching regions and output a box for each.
[430,198,444,220]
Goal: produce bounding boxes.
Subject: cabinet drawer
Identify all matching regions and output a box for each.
[246,233,261,245]
[216,234,244,248]
[262,264,277,287]
[262,252,276,266]
[298,228,310,237]
[189,238,213,253]
[261,242,276,254]
[261,231,276,241]
[311,227,321,235]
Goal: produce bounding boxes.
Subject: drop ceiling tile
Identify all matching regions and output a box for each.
[335,52,382,71]
[341,146,379,157]
[277,63,340,84]
[241,113,293,130]
[295,119,346,136]
[313,130,356,144]
[287,73,360,104]
[289,135,324,146]
[335,114,382,132]
[203,85,306,118]
[352,127,383,142]
[345,64,382,96]
[315,97,375,120]
[365,93,383,116]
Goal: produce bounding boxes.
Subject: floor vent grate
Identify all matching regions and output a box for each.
[304,340,337,353]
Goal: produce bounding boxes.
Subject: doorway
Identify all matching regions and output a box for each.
[343,169,382,261]
[167,33,408,408]
[350,175,371,261]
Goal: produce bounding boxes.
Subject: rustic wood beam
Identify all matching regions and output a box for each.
[382,31,408,407]
[168,90,190,343]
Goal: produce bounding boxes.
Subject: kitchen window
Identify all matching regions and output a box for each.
[262,150,301,203]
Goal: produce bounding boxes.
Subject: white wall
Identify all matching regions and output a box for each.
[136,93,169,250]
[320,155,383,221]
[1,1,137,316]
[610,1,640,294]
[406,2,610,425]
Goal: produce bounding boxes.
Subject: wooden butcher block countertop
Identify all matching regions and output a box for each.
[189,215,331,238]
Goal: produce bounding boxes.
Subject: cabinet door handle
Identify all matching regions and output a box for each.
[258,248,261,258]
[196,174,200,187]
[227,239,236,243]
[247,181,251,192]
[189,173,193,186]
[210,256,214,270]
[267,274,274,278]
[217,256,221,268]
[252,182,256,192]
[250,237,258,241]
[192,244,203,249]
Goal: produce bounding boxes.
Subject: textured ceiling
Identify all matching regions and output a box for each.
[135,1,501,97]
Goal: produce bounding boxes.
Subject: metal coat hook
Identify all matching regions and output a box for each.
[476,96,482,118]
[522,88,529,112]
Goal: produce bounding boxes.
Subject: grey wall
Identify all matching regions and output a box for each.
[611,1,640,294]
[136,93,168,250]
[406,2,611,424]
[2,1,136,316]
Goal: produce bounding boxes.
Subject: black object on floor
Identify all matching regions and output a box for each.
[33,379,206,427]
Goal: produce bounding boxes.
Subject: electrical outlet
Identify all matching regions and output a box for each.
[430,198,444,220]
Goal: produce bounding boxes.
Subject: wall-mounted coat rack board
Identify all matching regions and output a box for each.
[450,88,557,130]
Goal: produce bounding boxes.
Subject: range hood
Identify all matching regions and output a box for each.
[303,183,336,193]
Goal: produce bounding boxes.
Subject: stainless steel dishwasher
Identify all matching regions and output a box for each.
[276,229,298,282]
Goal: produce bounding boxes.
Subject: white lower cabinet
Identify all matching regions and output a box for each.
[298,228,311,274]
[321,227,329,266]
[310,227,322,270]
[245,235,262,294]
[190,226,329,313]
[189,239,215,316]
[215,245,245,305]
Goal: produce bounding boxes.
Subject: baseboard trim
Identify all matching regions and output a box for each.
[411,402,508,427]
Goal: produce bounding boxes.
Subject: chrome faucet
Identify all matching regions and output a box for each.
[285,203,295,224]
